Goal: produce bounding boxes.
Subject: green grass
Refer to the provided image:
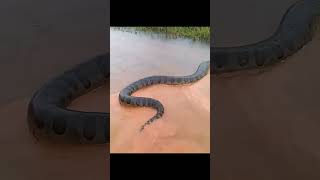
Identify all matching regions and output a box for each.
[115,27,210,42]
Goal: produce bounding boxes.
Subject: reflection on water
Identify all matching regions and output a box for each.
[110,28,210,94]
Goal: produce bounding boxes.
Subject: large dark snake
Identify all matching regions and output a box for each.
[26,0,320,144]
[27,54,109,144]
[212,0,320,74]
[119,61,210,131]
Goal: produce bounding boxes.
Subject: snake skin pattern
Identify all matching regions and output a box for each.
[27,54,109,144]
[119,61,210,131]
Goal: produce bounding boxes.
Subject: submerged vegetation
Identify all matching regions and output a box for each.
[113,27,210,42]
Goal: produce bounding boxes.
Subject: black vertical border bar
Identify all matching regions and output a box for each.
[110,0,210,179]
[210,0,214,179]
[106,0,111,178]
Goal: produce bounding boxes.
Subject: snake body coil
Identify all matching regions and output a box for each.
[119,61,210,131]
[27,54,109,144]
[26,0,320,143]
[212,0,320,74]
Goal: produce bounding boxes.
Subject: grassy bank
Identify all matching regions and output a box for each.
[114,27,210,42]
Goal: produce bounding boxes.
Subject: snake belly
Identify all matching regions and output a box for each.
[119,61,210,131]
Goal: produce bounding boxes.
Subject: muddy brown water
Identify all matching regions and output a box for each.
[110,28,210,93]
[212,17,320,180]
[0,0,109,179]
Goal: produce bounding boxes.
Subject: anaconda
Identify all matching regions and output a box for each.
[212,0,320,74]
[27,54,109,144]
[119,61,210,131]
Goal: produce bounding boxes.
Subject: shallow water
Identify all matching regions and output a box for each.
[213,29,320,179]
[0,1,108,178]
[110,28,210,93]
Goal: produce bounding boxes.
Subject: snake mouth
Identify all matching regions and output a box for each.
[27,54,110,144]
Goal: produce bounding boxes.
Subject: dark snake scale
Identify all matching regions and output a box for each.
[119,61,210,131]
[212,0,320,74]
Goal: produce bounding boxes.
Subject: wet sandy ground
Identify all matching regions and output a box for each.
[0,0,109,179]
[212,27,320,179]
[110,74,210,153]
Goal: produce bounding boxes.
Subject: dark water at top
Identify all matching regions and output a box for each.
[110,28,210,94]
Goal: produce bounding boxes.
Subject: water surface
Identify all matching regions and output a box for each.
[110,28,210,93]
